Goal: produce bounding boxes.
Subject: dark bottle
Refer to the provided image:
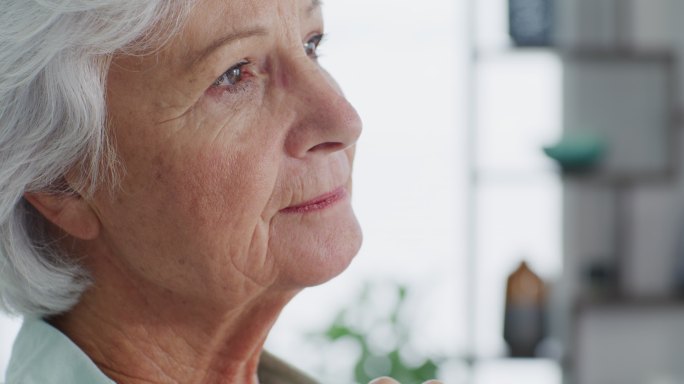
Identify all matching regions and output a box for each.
[503,261,546,358]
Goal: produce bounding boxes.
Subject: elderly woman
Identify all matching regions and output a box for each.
[0,0,436,383]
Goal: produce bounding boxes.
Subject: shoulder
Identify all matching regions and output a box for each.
[5,318,115,384]
[258,351,319,384]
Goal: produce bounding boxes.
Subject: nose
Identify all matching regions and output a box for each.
[283,60,362,159]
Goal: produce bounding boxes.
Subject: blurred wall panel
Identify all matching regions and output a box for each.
[576,305,684,384]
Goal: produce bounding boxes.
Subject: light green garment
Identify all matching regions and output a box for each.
[5,318,114,384]
[5,318,318,384]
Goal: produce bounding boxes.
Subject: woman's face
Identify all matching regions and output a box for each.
[92,0,362,305]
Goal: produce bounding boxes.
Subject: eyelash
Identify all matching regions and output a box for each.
[304,33,325,59]
[210,33,326,94]
[211,60,252,94]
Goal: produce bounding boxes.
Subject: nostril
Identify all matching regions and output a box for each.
[309,142,344,153]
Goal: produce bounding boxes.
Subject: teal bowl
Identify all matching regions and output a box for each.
[543,136,605,172]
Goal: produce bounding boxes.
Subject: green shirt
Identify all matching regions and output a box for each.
[5,318,318,384]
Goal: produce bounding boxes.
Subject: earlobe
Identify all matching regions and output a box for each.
[23,192,101,240]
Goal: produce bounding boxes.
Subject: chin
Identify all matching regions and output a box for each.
[271,207,363,288]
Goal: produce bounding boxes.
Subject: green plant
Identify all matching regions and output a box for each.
[314,283,441,383]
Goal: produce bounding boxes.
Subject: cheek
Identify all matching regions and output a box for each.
[110,97,283,239]
[179,153,237,222]
[165,147,279,231]
[92,142,285,293]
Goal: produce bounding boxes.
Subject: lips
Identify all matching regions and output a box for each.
[281,187,347,214]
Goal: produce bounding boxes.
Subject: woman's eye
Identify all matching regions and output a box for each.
[213,60,249,88]
[304,34,325,59]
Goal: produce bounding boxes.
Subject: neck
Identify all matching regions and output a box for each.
[51,274,297,384]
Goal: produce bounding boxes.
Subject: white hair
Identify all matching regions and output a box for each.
[0,0,194,316]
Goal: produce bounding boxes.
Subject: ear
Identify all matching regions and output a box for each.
[23,191,101,240]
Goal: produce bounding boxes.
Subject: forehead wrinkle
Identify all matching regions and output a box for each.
[184,0,321,71]
[181,0,269,71]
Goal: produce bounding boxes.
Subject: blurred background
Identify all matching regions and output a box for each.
[4,0,684,383]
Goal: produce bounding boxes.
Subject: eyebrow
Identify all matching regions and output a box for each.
[189,27,268,69]
[188,0,323,70]
[307,0,322,15]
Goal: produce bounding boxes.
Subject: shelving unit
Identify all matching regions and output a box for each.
[468,0,684,383]
[570,300,684,384]
[552,0,684,383]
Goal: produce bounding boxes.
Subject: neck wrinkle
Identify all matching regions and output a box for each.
[50,276,297,384]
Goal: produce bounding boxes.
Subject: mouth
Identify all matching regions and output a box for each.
[281,187,348,214]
